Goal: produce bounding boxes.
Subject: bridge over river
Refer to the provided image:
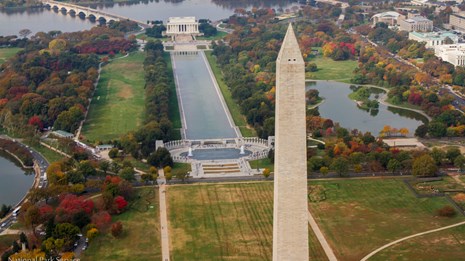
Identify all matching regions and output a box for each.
[40,0,150,28]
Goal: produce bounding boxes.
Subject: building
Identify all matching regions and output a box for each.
[450,12,465,32]
[166,17,200,35]
[398,15,433,32]
[52,130,74,139]
[435,43,465,66]
[409,31,459,48]
[273,24,309,260]
[371,11,401,26]
[96,144,114,151]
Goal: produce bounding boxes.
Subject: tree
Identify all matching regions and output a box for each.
[454,155,465,172]
[446,147,461,163]
[53,223,80,249]
[86,227,98,242]
[387,159,401,173]
[320,166,329,175]
[19,29,31,38]
[415,124,428,138]
[330,157,349,176]
[111,222,123,237]
[430,147,446,166]
[113,196,128,213]
[108,148,119,159]
[428,121,447,138]
[262,168,271,178]
[148,147,173,168]
[99,161,110,174]
[412,155,437,177]
[119,167,135,181]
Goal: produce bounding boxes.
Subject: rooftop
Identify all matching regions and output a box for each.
[371,11,401,19]
[167,17,197,24]
[410,31,457,39]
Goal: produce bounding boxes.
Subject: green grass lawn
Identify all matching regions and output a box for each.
[372,224,465,261]
[81,52,146,142]
[0,47,22,65]
[167,182,327,261]
[308,178,465,261]
[197,31,228,41]
[205,52,256,137]
[172,162,191,179]
[0,235,17,253]
[27,142,65,163]
[81,187,161,261]
[306,56,358,83]
[249,158,274,172]
[136,34,170,42]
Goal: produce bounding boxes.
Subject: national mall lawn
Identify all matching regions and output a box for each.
[81,187,161,261]
[81,52,146,142]
[164,179,464,261]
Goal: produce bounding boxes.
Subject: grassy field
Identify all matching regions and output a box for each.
[81,187,161,261]
[205,52,256,137]
[0,234,17,253]
[308,178,465,261]
[197,31,228,41]
[167,182,327,261]
[371,224,465,261]
[0,47,22,65]
[81,52,146,142]
[306,56,358,83]
[249,158,274,172]
[164,52,182,134]
[172,162,191,179]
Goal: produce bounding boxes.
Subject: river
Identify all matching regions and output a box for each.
[0,0,297,36]
[0,151,34,207]
[307,81,427,136]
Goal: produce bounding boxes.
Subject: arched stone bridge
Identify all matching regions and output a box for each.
[41,0,150,28]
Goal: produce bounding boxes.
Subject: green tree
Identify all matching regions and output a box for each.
[387,158,401,173]
[428,121,447,138]
[412,155,437,177]
[53,223,79,249]
[108,148,119,159]
[454,155,465,172]
[446,147,461,163]
[430,147,445,166]
[415,124,428,138]
[99,161,110,174]
[330,157,349,176]
[119,167,136,181]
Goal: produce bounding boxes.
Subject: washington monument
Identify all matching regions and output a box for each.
[273,24,309,260]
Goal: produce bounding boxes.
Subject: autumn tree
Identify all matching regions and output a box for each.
[111,221,123,238]
[330,157,349,176]
[412,154,437,177]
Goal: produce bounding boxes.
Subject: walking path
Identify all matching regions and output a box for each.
[360,220,465,261]
[158,169,171,261]
[307,210,338,261]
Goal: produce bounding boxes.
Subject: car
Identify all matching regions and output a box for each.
[1,223,6,228]
[85,238,89,243]
[82,245,87,251]
[39,231,46,236]
[77,233,83,237]
[74,242,78,247]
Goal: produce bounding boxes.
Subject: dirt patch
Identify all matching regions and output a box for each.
[109,80,134,99]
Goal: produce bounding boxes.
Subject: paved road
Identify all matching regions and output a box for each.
[0,136,49,234]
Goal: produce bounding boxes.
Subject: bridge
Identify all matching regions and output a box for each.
[41,0,150,28]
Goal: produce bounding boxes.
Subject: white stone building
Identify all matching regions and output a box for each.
[450,12,465,32]
[371,11,401,26]
[166,17,200,35]
[398,15,433,32]
[435,43,465,66]
[409,31,459,48]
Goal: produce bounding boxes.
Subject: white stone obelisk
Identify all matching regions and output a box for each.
[273,23,308,261]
